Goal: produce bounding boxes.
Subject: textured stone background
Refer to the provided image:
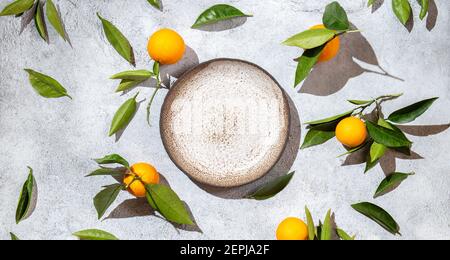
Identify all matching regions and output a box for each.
[0,0,449,240]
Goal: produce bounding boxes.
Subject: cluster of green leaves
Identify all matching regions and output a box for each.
[304,206,355,240]
[283,1,354,88]
[191,4,252,29]
[368,0,430,26]
[0,0,70,44]
[88,154,195,226]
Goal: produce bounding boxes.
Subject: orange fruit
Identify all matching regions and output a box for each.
[123,163,160,198]
[335,117,368,148]
[276,217,309,240]
[310,24,340,62]
[147,28,186,65]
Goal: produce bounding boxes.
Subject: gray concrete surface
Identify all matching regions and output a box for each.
[0,0,449,240]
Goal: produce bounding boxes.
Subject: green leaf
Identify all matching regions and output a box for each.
[24,69,71,99]
[368,0,376,7]
[0,0,34,16]
[93,183,123,219]
[294,45,325,87]
[10,232,20,240]
[115,80,145,93]
[320,210,332,240]
[352,202,400,235]
[46,0,68,42]
[16,167,35,224]
[300,128,335,149]
[97,13,135,66]
[34,1,48,43]
[305,110,353,125]
[369,142,386,163]
[283,28,337,49]
[191,4,252,29]
[337,228,355,240]
[348,99,373,105]
[366,121,412,148]
[392,0,412,25]
[387,97,438,124]
[146,184,194,225]
[338,141,368,157]
[153,61,160,75]
[86,167,126,177]
[365,156,379,173]
[418,0,429,20]
[110,70,154,81]
[323,1,350,31]
[246,172,295,200]
[305,206,316,241]
[374,172,414,198]
[94,154,129,168]
[73,229,119,240]
[147,0,161,10]
[109,93,139,137]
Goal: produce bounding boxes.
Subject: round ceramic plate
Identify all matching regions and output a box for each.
[160,59,290,187]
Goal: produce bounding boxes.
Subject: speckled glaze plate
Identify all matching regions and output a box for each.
[160,59,290,187]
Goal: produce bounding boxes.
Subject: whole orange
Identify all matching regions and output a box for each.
[123,163,160,198]
[147,28,186,65]
[335,117,368,148]
[310,24,340,62]
[276,217,309,240]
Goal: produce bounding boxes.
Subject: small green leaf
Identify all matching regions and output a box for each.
[338,141,368,157]
[368,0,376,7]
[46,0,68,42]
[0,0,34,16]
[34,1,48,43]
[93,183,123,219]
[191,4,252,29]
[366,121,412,148]
[352,202,400,235]
[73,229,119,240]
[418,0,429,20]
[146,184,194,225]
[300,128,335,149]
[305,206,315,241]
[387,97,439,124]
[320,210,332,240]
[153,61,160,76]
[246,172,295,200]
[10,232,20,240]
[24,69,71,99]
[109,93,139,137]
[305,110,353,125]
[348,99,373,105]
[115,79,144,93]
[110,70,154,81]
[94,154,129,168]
[323,1,350,31]
[86,167,126,177]
[147,0,161,10]
[294,45,325,87]
[16,167,35,224]
[369,142,386,163]
[283,28,337,49]
[374,172,414,198]
[336,228,355,240]
[392,0,412,25]
[97,13,135,66]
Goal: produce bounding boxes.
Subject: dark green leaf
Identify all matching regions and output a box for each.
[34,1,48,43]
[16,167,35,224]
[97,13,135,66]
[147,0,161,10]
[94,154,129,168]
[110,70,154,81]
[246,172,295,200]
[374,172,414,198]
[418,0,429,20]
[336,228,355,240]
[294,45,325,87]
[323,1,350,31]
[366,121,412,148]
[338,141,368,157]
[192,4,252,29]
[392,0,412,25]
[387,97,438,124]
[283,28,337,49]
[320,210,332,240]
[93,183,123,219]
[73,229,119,240]
[86,167,126,177]
[0,0,34,16]
[352,202,400,235]
[300,128,335,149]
[109,93,138,136]
[24,69,71,99]
[305,206,315,240]
[46,0,68,42]
[305,110,353,125]
[146,184,194,225]
[10,232,20,240]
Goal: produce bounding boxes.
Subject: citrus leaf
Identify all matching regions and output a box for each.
[24,69,71,99]
[191,4,252,29]
[352,202,400,235]
[147,0,161,10]
[392,0,411,25]
[19,1,37,34]
[46,0,68,42]
[94,154,129,168]
[97,13,135,66]
[368,0,376,7]
[34,0,48,43]
[146,184,194,225]
[387,97,439,124]
[110,70,154,81]
[109,93,138,137]
[246,172,295,200]
[338,141,368,157]
[93,183,123,219]
[323,1,350,31]
[0,0,34,16]
[336,228,355,240]
[10,232,20,240]
[374,172,414,198]
[418,0,429,20]
[348,99,373,105]
[320,210,332,240]
[369,142,386,163]
[283,28,337,49]
[294,44,325,87]
[115,80,144,93]
[86,167,126,177]
[16,167,35,224]
[305,206,316,240]
[305,110,353,125]
[300,128,335,149]
[366,121,412,148]
[73,229,119,240]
